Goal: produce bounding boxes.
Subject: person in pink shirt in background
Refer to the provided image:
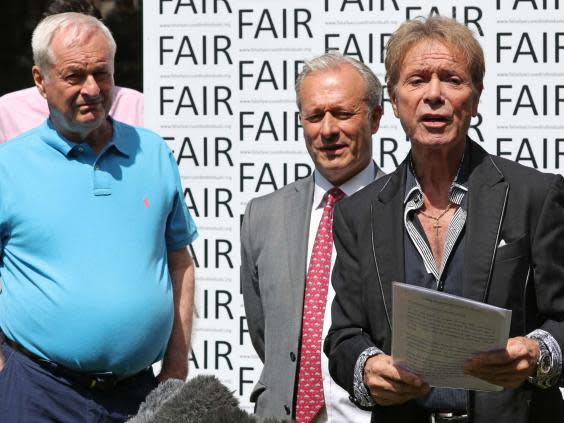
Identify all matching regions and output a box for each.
[0,85,143,143]
[0,0,143,144]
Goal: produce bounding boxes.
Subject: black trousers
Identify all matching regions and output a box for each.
[0,341,157,423]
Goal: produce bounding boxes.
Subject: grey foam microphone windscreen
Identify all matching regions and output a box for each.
[128,375,292,423]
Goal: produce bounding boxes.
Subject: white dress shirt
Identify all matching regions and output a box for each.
[306,162,376,423]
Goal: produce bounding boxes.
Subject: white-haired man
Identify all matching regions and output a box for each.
[0,13,197,422]
[0,0,144,143]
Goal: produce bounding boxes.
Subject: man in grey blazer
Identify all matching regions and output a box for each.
[241,53,384,422]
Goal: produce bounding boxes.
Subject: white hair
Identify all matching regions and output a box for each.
[295,52,383,114]
[32,12,116,72]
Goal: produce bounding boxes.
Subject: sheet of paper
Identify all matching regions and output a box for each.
[391,282,512,391]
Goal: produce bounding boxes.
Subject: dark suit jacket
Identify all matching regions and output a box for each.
[324,140,564,423]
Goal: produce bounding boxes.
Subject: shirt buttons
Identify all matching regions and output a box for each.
[290,351,296,362]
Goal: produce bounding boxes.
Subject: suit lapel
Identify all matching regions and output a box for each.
[367,142,507,327]
[284,176,315,332]
[463,142,508,303]
[371,163,407,329]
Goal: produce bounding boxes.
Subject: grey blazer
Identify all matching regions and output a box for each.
[241,167,384,421]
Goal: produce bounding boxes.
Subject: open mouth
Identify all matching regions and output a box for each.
[420,115,451,128]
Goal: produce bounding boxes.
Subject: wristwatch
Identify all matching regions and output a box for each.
[528,336,553,389]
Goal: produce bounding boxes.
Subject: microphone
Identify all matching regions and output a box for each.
[127,378,184,423]
[127,374,291,423]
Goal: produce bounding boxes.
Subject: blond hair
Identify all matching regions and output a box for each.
[385,16,484,92]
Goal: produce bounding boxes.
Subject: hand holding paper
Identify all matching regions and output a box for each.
[464,336,540,389]
[363,353,430,406]
[391,282,512,391]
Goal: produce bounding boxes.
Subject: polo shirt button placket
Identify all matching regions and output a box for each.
[92,157,111,196]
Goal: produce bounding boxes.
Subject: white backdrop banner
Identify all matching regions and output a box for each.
[143,0,564,411]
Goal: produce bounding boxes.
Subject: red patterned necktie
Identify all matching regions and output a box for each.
[295,187,346,423]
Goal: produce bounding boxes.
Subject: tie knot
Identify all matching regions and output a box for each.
[326,187,346,207]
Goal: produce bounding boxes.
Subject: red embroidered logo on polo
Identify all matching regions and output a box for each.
[295,187,345,423]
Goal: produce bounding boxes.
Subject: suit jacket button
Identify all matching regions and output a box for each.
[290,352,296,362]
[284,404,291,415]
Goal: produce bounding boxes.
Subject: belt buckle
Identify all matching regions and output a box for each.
[89,372,117,390]
[431,412,468,423]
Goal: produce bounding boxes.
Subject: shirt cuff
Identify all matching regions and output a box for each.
[526,329,562,388]
[353,346,383,407]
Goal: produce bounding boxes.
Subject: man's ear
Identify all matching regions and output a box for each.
[370,106,383,134]
[32,66,48,99]
[387,84,400,118]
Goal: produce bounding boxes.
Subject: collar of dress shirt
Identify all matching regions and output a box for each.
[312,161,376,210]
[404,141,471,206]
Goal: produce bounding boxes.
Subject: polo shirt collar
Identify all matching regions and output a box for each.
[40,119,76,156]
[109,118,132,158]
[40,117,131,158]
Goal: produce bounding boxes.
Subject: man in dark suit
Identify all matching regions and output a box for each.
[324,16,564,423]
[241,53,384,423]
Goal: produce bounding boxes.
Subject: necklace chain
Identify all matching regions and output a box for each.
[418,203,453,269]
[418,203,454,246]
[418,203,452,225]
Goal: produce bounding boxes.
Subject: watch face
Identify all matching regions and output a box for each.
[540,353,552,374]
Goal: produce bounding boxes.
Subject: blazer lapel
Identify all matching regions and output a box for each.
[463,142,509,303]
[284,176,315,332]
[371,162,407,330]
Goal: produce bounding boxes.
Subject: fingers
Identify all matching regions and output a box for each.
[369,377,431,406]
[366,355,422,384]
[364,354,430,406]
[370,386,428,406]
[463,337,539,388]
[467,338,531,365]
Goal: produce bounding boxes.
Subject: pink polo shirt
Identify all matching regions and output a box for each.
[0,86,144,143]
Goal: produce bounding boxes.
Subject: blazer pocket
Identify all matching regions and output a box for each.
[495,234,529,262]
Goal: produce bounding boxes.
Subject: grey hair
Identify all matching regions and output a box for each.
[32,12,116,72]
[295,52,382,113]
